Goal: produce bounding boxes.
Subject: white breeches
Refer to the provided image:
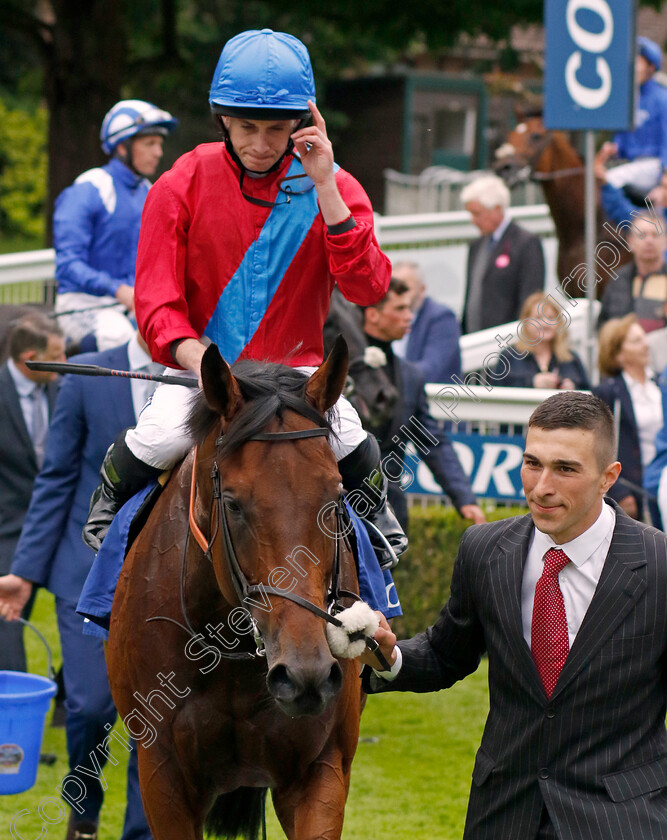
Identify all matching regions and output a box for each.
[125,366,368,470]
[606,157,662,193]
[55,292,135,352]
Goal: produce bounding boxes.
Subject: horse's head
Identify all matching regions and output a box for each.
[191,338,355,717]
[493,112,550,187]
[323,289,398,432]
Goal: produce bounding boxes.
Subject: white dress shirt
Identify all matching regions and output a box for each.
[521,502,616,648]
[7,357,48,444]
[376,501,617,682]
[621,368,663,467]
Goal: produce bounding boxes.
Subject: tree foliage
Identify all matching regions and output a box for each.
[0,99,47,239]
[0,0,664,243]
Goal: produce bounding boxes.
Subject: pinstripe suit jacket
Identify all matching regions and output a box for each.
[365,502,667,839]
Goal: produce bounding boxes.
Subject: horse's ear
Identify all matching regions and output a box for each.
[305,335,349,414]
[201,344,242,424]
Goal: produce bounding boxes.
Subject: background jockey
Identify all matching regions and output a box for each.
[53,99,177,353]
[599,37,667,201]
[83,29,407,567]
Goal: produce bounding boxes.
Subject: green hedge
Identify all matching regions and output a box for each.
[391,504,526,638]
[0,99,47,240]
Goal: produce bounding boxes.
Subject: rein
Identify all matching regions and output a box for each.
[527,132,585,182]
[187,429,390,669]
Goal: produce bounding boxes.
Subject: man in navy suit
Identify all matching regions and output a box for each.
[0,313,64,671]
[361,278,485,533]
[0,334,154,840]
[391,260,462,384]
[461,174,544,334]
[365,392,667,840]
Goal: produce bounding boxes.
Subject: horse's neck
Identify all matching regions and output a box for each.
[538,134,587,247]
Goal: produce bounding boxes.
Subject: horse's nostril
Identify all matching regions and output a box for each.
[267,663,297,702]
[267,659,343,715]
[327,660,343,696]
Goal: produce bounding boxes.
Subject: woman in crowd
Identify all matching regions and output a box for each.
[594,314,663,525]
[492,291,590,390]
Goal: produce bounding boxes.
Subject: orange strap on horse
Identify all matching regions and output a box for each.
[189,446,210,555]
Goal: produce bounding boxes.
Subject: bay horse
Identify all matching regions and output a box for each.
[494,111,631,298]
[323,287,398,433]
[106,338,365,840]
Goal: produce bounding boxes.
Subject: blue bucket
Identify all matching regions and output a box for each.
[0,620,57,795]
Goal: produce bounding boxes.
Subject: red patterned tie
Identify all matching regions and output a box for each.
[531,548,570,697]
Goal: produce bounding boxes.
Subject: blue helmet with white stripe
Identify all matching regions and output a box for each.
[100,100,178,155]
[209,29,315,120]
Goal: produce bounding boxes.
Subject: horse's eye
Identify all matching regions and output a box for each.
[223,495,243,516]
[530,133,544,143]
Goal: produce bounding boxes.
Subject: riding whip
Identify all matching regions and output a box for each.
[25,360,199,388]
[48,301,128,318]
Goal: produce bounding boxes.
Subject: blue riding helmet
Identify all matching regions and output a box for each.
[209,29,315,120]
[100,100,178,155]
[638,36,662,71]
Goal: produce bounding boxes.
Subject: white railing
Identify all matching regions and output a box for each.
[458,299,600,376]
[383,166,545,215]
[0,204,557,315]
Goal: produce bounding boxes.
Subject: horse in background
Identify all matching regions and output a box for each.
[106,339,366,840]
[494,111,631,299]
[323,288,398,432]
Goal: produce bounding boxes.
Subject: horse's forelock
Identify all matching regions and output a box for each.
[186,360,335,456]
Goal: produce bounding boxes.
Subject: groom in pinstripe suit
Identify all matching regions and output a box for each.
[364,391,667,839]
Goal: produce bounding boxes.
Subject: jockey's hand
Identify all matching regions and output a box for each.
[0,575,33,622]
[460,504,486,524]
[291,101,335,186]
[601,141,618,160]
[292,101,352,228]
[359,611,397,671]
[173,338,207,388]
[115,283,135,314]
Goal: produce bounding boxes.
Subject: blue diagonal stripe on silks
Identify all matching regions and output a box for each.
[204,157,320,364]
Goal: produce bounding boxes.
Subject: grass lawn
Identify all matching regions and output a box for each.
[0,591,489,839]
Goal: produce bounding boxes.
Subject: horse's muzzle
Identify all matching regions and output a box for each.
[266,659,343,717]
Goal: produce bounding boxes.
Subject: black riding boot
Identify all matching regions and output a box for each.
[82,431,163,552]
[338,436,408,569]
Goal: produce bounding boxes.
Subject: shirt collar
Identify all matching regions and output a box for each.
[491,214,511,244]
[127,334,153,371]
[7,357,40,398]
[531,500,616,569]
[622,368,656,389]
[107,156,148,190]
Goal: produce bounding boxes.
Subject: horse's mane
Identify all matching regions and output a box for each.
[187,359,335,458]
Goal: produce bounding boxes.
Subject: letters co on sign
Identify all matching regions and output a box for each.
[545,0,635,131]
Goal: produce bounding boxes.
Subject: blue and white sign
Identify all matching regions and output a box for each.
[544,0,636,131]
[401,433,526,503]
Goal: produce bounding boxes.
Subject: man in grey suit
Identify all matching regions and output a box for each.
[461,174,544,334]
[0,313,64,670]
[364,391,667,839]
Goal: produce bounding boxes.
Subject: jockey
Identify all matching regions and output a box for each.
[83,29,408,566]
[53,100,177,352]
[601,37,667,200]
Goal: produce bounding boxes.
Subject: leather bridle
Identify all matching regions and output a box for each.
[185,426,390,668]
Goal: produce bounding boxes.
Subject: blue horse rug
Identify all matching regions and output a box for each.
[77,486,401,640]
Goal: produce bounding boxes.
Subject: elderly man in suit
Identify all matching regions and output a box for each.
[361,278,485,534]
[0,333,154,840]
[461,174,545,334]
[391,260,462,384]
[0,313,64,671]
[364,390,667,840]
